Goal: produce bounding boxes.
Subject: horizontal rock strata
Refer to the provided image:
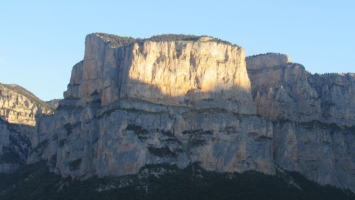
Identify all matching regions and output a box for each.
[15,34,355,192]
[247,53,355,192]
[29,34,274,179]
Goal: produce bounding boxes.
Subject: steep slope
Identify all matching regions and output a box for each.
[0,83,53,173]
[247,53,355,125]
[0,83,53,126]
[0,117,34,173]
[46,99,62,108]
[28,33,274,179]
[247,53,355,192]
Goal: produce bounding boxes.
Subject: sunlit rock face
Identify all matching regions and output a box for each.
[0,84,53,126]
[31,33,274,179]
[247,53,355,192]
[246,53,290,70]
[64,33,255,115]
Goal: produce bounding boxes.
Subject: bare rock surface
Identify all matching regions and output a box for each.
[247,55,355,126]
[273,120,355,192]
[246,53,290,70]
[8,33,355,193]
[64,34,255,114]
[0,83,52,173]
[0,83,53,126]
[0,118,33,173]
[247,54,355,192]
[29,33,274,179]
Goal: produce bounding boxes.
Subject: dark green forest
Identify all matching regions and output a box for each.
[0,161,354,200]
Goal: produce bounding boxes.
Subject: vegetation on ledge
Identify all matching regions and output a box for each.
[0,82,54,111]
[95,33,236,48]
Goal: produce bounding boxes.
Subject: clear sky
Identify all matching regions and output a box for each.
[1,1,354,101]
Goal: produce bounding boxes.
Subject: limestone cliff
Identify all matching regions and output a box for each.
[246,53,290,70]
[273,120,355,192]
[64,33,255,114]
[21,34,355,193]
[0,118,34,173]
[0,83,53,126]
[247,54,355,126]
[247,53,355,192]
[0,83,52,173]
[28,33,273,179]
[46,99,62,109]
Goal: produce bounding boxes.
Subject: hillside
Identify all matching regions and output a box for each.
[0,83,53,173]
[0,83,54,126]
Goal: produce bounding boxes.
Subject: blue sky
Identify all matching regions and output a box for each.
[1,1,354,101]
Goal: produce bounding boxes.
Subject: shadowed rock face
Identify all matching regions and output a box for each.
[29,33,274,179]
[247,55,355,126]
[247,54,355,192]
[0,118,34,173]
[273,120,355,192]
[0,84,52,173]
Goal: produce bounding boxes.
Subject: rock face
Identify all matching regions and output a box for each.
[46,99,62,109]
[0,118,34,173]
[246,53,290,70]
[0,83,53,126]
[29,33,274,179]
[247,55,355,126]
[273,120,355,192]
[247,53,355,192]
[64,33,255,114]
[21,34,355,192]
[0,83,53,173]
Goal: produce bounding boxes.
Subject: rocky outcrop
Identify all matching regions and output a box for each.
[0,118,34,173]
[247,55,355,126]
[246,53,290,70]
[273,120,355,192]
[29,33,274,179]
[0,83,53,126]
[64,33,255,114]
[0,83,54,173]
[0,83,53,173]
[247,54,355,192]
[46,99,62,109]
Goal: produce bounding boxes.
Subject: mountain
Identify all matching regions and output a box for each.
[28,33,273,179]
[0,83,53,126]
[1,33,355,198]
[0,83,54,173]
